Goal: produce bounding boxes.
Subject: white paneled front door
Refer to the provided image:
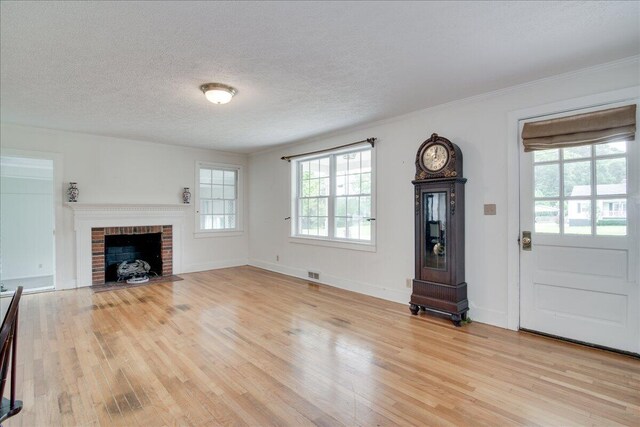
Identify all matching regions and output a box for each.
[519,108,639,353]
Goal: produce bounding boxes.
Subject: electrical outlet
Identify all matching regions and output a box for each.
[406,278,412,288]
[307,271,320,280]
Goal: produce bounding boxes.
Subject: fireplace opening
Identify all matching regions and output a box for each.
[104,233,162,283]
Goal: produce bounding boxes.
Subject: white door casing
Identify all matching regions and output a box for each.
[517,100,639,353]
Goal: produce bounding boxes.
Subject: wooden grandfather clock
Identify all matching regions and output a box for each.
[410,133,468,326]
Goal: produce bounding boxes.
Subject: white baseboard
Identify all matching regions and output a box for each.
[249,259,411,304]
[181,258,248,274]
[250,259,509,329]
[468,303,508,328]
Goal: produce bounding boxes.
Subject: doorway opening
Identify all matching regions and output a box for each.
[0,156,55,293]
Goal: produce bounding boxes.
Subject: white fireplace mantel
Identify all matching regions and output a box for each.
[68,203,189,288]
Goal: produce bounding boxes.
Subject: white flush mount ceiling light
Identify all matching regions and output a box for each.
[200,83,237,105]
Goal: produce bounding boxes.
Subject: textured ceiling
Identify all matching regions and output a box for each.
[1,1,638,153]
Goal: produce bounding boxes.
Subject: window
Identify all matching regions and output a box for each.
[293,146,374,245]
[533,140,628,236]
[196,163,242,233]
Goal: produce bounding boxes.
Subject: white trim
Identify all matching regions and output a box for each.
[249,259,408,304]
[69,204,187,287]
[506,86,640,332]
[66,202,190,211]
[194,161,244,234]
[1,285,54,297]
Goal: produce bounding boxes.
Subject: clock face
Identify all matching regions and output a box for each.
[422,143,449,172]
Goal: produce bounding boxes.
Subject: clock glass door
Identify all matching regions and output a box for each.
[423,191,447,270]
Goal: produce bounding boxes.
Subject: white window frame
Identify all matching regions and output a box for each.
[194,162,244,237]
[289,144,376,252]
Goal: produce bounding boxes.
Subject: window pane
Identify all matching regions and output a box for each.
[348,152,361,173]
[596,158,626,195]
[347,218,359,239]
[225,200,236,214]
[319,157,330,178]
[308,217,318,235]
[211,200,224,214]
[361,173,371,194]
[300,199,309,216]
[564,161,591,197]
[335,197,346,216]
[318,217,328,236]
[212,215,225,229]
[335,217,347,238]
[201,200,213,214]
[309,178,320,197]
[308,198,318,217]
[212,185,223,199]
[319,177,329,196]
[563,146,590,160]
[310,178,321,197]
[223,185,236,199]
[348,174,361,195]
[596,198,627,236]
[299,217,309,235]
[225,215,236,229]
[361,150,371,173]
[347,196,360,216]
[318,198,328,216]
[335,175,346,196]
[535,200,560,234]
[212,170,224,185]
[309,160,320,179]
[534,149,559,162]
[200,169,212,184]
[595,140,626,156]
[200,184,212,199]
[223,170,236,185]
[201,215,213,230]
[360,221,371,241]
[301,161,310,177]
[360,196,371,218]
[564,200,591,235]
[302,179,311,197]
[534,164,559,197]
[336,155,348,176]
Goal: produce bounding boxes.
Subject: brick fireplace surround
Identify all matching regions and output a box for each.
[91,225,173,285]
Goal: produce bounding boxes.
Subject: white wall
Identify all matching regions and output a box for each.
[248,58,640,328]
[0,124,250,289]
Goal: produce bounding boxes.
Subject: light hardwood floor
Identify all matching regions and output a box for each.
[4,266,639,426]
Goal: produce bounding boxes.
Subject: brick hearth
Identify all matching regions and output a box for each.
[91,225,173,285]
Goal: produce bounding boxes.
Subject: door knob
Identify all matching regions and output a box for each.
[521,231,532,251]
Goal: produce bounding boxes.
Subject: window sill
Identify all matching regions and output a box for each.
[288,236,376,252]
[194,230,244,239]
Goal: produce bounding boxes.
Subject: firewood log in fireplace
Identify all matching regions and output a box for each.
[116,259,152,282]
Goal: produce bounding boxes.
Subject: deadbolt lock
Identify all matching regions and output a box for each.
[521,231,532,250]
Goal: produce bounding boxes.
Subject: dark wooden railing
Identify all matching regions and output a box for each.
[0,286,23,423]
